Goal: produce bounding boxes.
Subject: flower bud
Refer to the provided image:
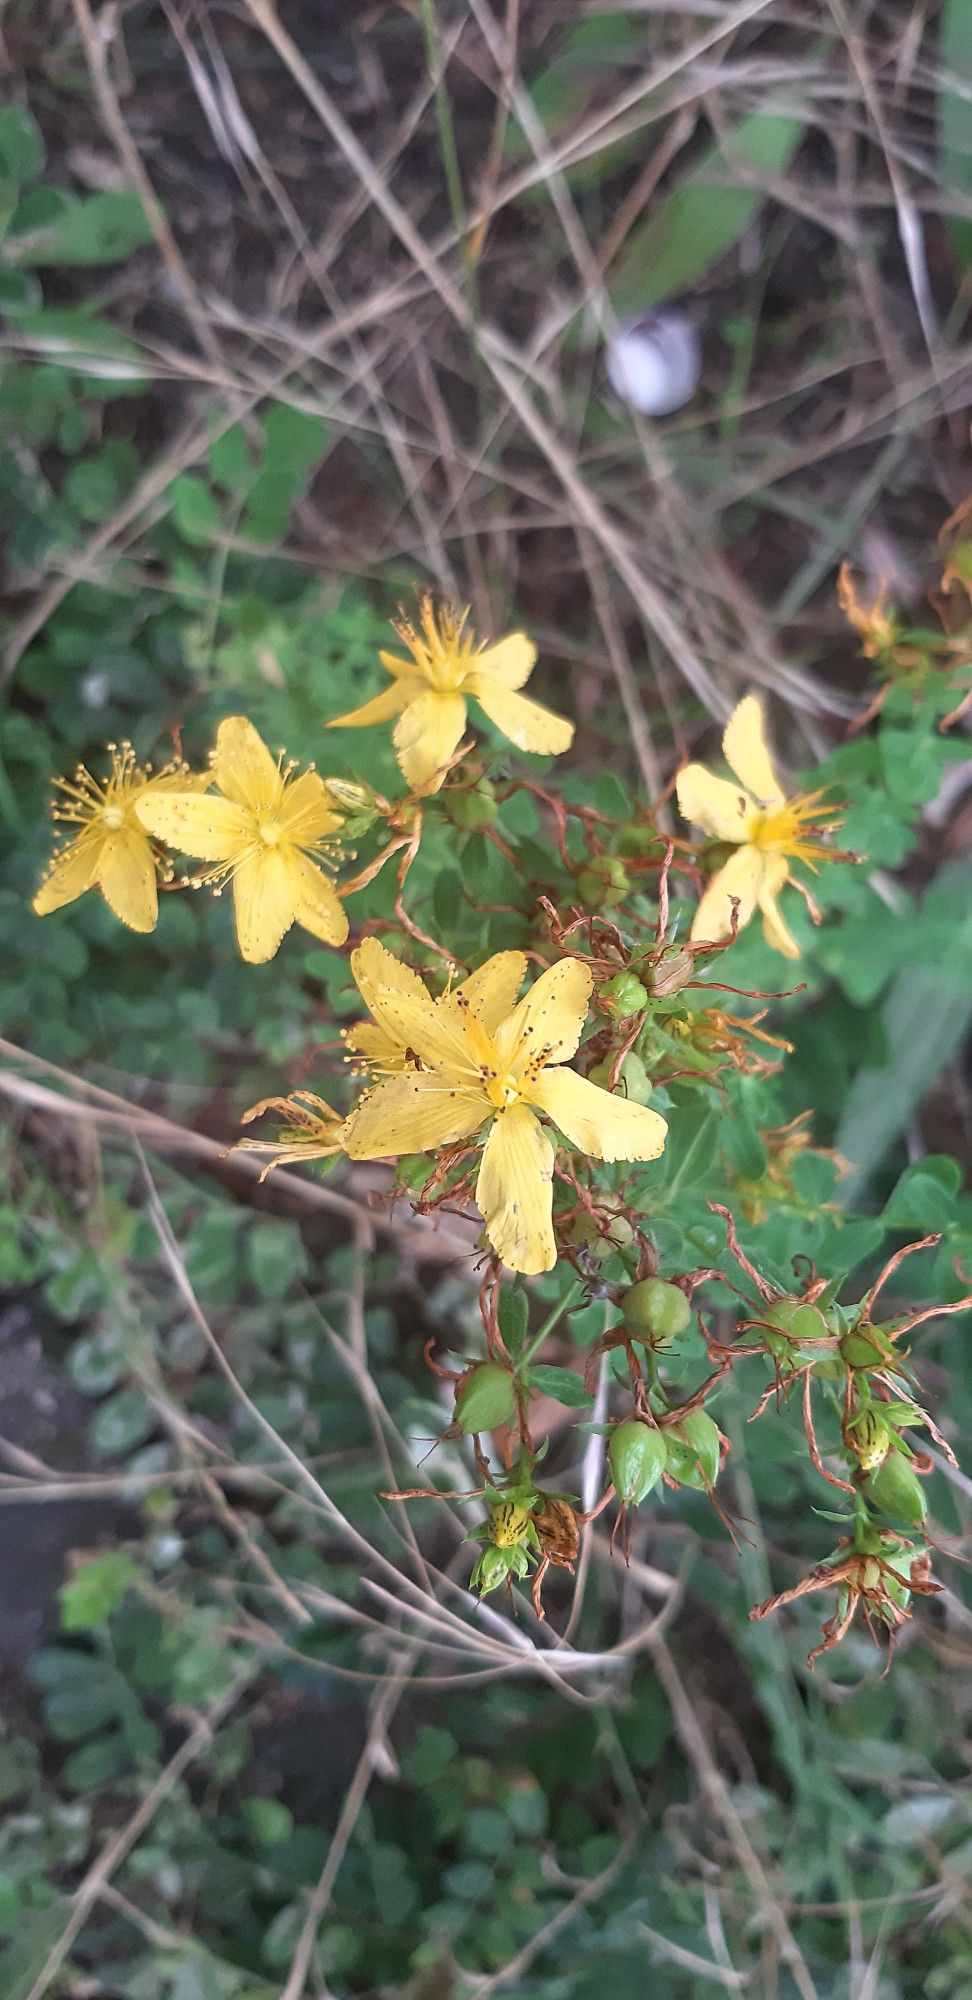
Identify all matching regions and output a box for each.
[453,1363,518,1435]
[621,1277,691,1347]
[325,778,375,814]
[599,971,649,1019]
[864,1452,927,1526]
[445,782,498,831]
[487,1499,533,1549]
[664,1410,721,1489]
[609,1419,667,1505]
[844,1408,893,1473]
[471,1544,516,1594]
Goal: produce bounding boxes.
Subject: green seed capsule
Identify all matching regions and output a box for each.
[646,946,695,999]
[609,1419,667,1505]
[599,971,649,1019]
[578,857,630,906]
[617,824,664,857]
[622,1277,691,1346]
[864,1452,927,1525]
[587,1050,653,1105]
[664,1410,721,1489]
[567,1208,636,1259]
[761,1298,829,1362]
[472,1544,515,1593]
[446,783,498,830]
[454,1364,518,1434]
[839,1323,893,1371]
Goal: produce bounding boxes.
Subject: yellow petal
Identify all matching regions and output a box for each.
[689,844,762,945]
[279,769,343,840]
[723,695,784,807]
[492,957,593,1075]
[393,689,468,794]
[343,1073,486,1157]
[33,831,103,915]
[475,1103,555,1275]
[757,855,800,959]
[451,951,527,1031]
[135,791,249,859]
[288,850,349,947]
[328,678,421,730]
[473,633,536,691]
[97,829,159,933]
[212,715,285,814]
[466,676,574,757]
[527,1066,667,1163]
[351,938,468,1071]
[231,849,294,962]
[676,763,752,841]
[378,649,429,682]
[344,1021,410,1073]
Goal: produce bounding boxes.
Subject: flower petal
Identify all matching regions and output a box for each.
[344,1021,411,1073]
[231,849,295,962]
[279,769,343,841]
[473,633,536,691]
[393,689,468,793]
[689,844,763,945]
[451,951,527,1031]
[475,1103,556,1275]
[492,957,593,1075]
[343,1073,486,1157]
[97,829,159,933]
[32,832,103,915]
[527,1065,667,1163]
[350,937,471,1072]
[466,676,574,757]
[287,850,349,947]
[676,763,752,841]
[723,695,784,806]
[328,678,421,730]
[135,791,250,860]
[757,854,800,959]
[212,715,285,814]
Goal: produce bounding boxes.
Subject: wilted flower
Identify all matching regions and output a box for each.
[234,1091,346,1180]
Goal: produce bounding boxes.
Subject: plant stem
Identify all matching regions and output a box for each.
[519,1277,587,1370]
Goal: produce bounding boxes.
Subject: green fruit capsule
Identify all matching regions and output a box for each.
[471,1544,515,1594]
[599,971,649,1019]
[568,1209,636,1259]
[622,1277,691,1347]
[864,1453,928,1526]
[609,1419,668,1505]
[578,857,630,906]
[454,1364,518,1434]
[588,1050,653,1105]
[446,783,498,830]
[646,946,695,999]
[839,1323,893,1371]
[761,1298,829,1362]
[664,1410,721,1489]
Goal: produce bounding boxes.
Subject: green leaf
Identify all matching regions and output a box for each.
[499,1283,529,1361]
[171,474,222,545]
[10,188,154,266]
[609,113,805,314]
[0,105,44,188]
[526,1363,592,1407]
[60,1552,139,1631]
[939,0,972,271]
[247,1217,308,1300]
[3,307,145,382]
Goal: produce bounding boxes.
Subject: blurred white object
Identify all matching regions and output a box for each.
[604,312,701,416]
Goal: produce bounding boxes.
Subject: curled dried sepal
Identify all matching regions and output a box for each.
[750,1531,939,1669]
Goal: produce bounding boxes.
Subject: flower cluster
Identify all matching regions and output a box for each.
[34,590,964,1657]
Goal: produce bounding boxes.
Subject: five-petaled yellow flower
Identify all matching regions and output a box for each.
[135,716,349,964]
[676,696,837,960]
[235,1091,347,1180]
[33,744,204,934]
[327,597,574,795]
[341,940,667,1275]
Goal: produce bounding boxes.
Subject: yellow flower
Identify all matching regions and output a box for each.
[343,936,525,1077]
[33,744,204,934]
[676,695,837,960]
[135,716,349,964]
[327,597,574,795]
[342,942,667,1275]
[235,1091,346,1181]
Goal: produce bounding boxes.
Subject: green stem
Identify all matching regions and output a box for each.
[518,1277,587,1371]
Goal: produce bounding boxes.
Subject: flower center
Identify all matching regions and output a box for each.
[102,804,126,830]
[749,804,799,854]
[484,1069,522,1113]
[259,821,284,846]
